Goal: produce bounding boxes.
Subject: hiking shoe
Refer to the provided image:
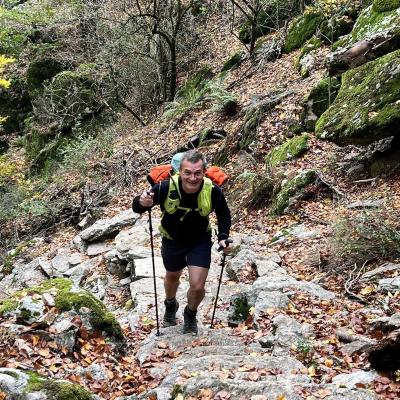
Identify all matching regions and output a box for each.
[163,298,179,327]
[183,306,198,335]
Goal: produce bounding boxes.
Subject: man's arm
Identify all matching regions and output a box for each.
[212,186,231,242]
[132,182,163,214]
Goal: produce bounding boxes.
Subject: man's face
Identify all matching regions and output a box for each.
[180,159,204,193]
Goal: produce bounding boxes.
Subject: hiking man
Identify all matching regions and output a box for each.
[132,150,231,334]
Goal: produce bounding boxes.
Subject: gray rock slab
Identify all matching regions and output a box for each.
[136,327,246,364]
[226,249,286,282]
[132,256,165,279]
[347,200,384,209]
[51,254,71,274]
[0,368,29,394]
[361,263,400,281]
[378,276,400,292]
[80,209,140,242]
[332,370,378,389]
[251,275,335,300]
[63,256,102,286]
[341,340,373,355]
[68,253,82,266]
[86,242,111,256]
[254,291,290,321]
[0,259,47,297]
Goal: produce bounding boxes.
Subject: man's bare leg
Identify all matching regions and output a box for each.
[164,270,182,299]
[187,265,209,310]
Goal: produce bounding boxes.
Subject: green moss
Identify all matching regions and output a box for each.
[26,45,65,96]
[373,0,400,13]
[332,4,400,51]
[248,175,274,210]
[27,372,92,400]
[2,370,19,378]
[1,278,123,341]
[221,52,243,72]
[171,384,184,399]
[316,49,400,145]
[266,134,310,168]
[284,10,322,53]
[230,294,250,325]
[0,299,18,315]
[54,283,124,341]
[271,169,317,215]
[319,15,355,44]
[297,36,322,63]
[238,107,263,150]
[306,76,341,117]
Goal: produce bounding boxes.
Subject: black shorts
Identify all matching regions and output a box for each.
[161,237,212,272]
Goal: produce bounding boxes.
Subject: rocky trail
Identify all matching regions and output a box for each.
[1,207,397,399]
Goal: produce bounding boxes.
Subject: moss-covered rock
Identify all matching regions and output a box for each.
[316,50,400,145]
[297,36,322,62]
[266,134,310,169]
[40,64,98,128]
[319,15,355,44]
[26,45,65,96]
[271,169,317,215]
[302,76,341,130]
[221,52,244,72]
[26,372,93,400]
[373,0,400,13]
[238,0,303,45]
[284,10,322,53]
[227,293,251,326]
[239,91,290,150]
[328,4,400,72]
[248,174,274,210]
[0,278,124,341]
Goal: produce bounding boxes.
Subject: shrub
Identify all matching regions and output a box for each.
[332,209,400,264]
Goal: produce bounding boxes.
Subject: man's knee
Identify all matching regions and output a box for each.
[189,281,206,293]
[165,271,181,283]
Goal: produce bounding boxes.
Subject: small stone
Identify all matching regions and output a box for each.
[42,293,55,307]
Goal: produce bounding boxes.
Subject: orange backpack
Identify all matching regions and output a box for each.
[147,160,228,187]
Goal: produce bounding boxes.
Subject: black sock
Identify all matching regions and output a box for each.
[165,297,176,304]
[185,305,197,316]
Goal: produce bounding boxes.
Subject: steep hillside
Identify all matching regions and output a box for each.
[1,0,400,399]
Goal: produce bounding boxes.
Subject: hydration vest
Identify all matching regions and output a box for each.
[159,175,213,239]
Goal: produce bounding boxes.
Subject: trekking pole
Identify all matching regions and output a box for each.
[148,208,161,336]
[210,239,232,329]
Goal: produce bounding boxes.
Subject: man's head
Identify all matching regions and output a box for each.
[179,150,207,193]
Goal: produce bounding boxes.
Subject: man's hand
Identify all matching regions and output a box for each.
[218,239,233,255]
[139,189,154,207]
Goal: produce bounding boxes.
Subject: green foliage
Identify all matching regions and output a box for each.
[0,54,15,126]
[284,10,323,53]
[332,209,400,264]
[221,52,243,72]
[163,69,237,120]
[373,0,400,13]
